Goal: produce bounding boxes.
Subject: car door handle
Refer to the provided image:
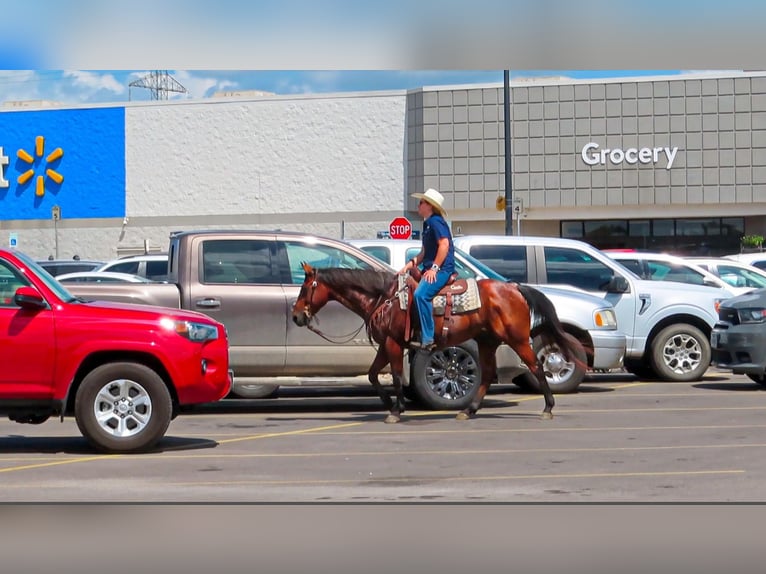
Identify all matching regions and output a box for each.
[195,298,221,309]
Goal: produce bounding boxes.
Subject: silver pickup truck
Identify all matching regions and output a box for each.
[65,230,625,409]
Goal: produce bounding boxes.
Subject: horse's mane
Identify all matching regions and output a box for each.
[317,267,397,298]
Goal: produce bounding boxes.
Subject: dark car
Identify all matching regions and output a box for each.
[36,259,105,277]
[711,288,766,385]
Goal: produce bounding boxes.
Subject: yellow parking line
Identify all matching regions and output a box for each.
[216,421,364,444]
[0,455,114,474]
[65,441,766,461]
[166,468,744,488]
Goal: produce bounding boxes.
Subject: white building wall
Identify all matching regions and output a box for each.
[116,92,408,256]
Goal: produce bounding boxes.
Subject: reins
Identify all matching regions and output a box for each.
[303,273,406,345]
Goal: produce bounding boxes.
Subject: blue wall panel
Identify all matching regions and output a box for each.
[0,107,125,220]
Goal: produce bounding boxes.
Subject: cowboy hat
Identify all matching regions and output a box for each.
[411,188,446,217]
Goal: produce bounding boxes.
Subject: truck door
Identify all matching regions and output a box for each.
[539,245,638,340]
[279,239,379,376]
[0,261,56,397]
[188,238,287,376]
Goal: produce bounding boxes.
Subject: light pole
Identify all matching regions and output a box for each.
[51,205,60,258]
[503,70,513,235]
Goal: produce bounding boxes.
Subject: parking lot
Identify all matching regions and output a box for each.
[2,368,766,502]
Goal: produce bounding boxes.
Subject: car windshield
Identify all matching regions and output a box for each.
[15,250,79,302]
[456,248,508,281]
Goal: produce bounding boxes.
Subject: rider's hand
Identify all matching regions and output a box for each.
[423,268,437,283]
[399,258,416,275]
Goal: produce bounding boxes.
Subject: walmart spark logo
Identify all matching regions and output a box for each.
[16,135,64,197]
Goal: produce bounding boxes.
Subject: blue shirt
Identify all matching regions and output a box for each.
[421,214,455,274]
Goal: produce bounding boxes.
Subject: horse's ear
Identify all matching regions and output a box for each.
[301,261,314,275]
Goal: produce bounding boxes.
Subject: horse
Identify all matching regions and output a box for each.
[291,262,585,423]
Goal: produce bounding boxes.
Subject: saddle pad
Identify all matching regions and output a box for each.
[433,278,481,315]
[398,276,481,315]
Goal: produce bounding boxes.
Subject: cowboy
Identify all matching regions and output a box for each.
[399,188,455,351]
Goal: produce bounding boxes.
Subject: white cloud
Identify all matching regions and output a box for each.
[170,70,237,99]
[62,70,125,95]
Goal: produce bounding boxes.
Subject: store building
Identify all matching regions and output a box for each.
[0,71,765,260]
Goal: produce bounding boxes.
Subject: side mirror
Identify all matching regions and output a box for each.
[605,275,630,293]
[14,286,48,310]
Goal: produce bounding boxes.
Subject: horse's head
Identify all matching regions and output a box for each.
[292,262,330,327]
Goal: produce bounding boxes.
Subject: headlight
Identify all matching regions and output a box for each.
[593,308,617,328]
[738,308,766,324]
[160,318,219,342]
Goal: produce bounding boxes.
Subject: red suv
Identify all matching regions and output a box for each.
[0,248,231,453]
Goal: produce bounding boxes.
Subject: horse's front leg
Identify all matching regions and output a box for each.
[367,343,396,421]
[457,341,498,420]
[384,338,407,423]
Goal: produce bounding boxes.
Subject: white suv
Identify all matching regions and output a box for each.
[453,235,735,382]
[96,254,169,281]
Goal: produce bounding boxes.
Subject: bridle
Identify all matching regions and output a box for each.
[301,274,369,345]
[300,271,405,345]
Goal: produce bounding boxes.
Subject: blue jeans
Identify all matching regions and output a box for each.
[413,269,451,344]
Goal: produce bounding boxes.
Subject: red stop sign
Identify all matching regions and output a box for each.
[389,216,412,240]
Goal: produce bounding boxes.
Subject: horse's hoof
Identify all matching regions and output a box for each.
[456,412,472,421]
[541,412,554,420]
[384,414,401,424]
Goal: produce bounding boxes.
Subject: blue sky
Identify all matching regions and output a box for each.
[0,70,717,106]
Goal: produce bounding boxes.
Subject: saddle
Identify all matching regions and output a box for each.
[398,272,481,344]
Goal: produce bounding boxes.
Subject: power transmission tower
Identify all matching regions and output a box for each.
[128,70,187,100]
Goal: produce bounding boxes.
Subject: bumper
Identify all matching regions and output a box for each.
[589,330,627,370]
[711,322,766,376]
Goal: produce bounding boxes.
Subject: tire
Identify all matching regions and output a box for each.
[229,383,280,399]
[410,341,481,410]
[514,333,587,394]
[649,324,711,382]
[747,373,766,387]
[74,362,173,454]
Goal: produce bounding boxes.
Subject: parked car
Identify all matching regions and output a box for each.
[684,257,766,292]
[605,251,752,296]
[723,252,766,271]
[349,238,626,393]
[0,248,231,453]
[711,289,766,386]
[453,234,734,382]
[64,230,617,411]
[56,271,154,283]
[96,253,169,281]
[37,258,105,277]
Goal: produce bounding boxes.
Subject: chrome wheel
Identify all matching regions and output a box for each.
[661,333,703,376]
[411,343,481,410]
[539,348,577,387]
[94,378,153,438]
[650,324,710,382]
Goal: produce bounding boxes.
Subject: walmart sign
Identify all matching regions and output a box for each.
[0,107,125,220]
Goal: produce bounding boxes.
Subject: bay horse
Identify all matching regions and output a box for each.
[291,262,584,423]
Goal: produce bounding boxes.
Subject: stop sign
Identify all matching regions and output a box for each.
[389,216,412,240]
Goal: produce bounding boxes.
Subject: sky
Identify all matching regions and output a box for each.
[0,70,723,106]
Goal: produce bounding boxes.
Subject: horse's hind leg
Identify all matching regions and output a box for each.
[457,341,498,420]
[514,341,555,419]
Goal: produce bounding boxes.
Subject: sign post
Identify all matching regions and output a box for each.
[389,216,412,240]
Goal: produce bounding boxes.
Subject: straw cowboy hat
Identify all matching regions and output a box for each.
[411,188,446,217]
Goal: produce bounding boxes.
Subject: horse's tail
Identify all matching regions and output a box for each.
[516,283,588,366]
